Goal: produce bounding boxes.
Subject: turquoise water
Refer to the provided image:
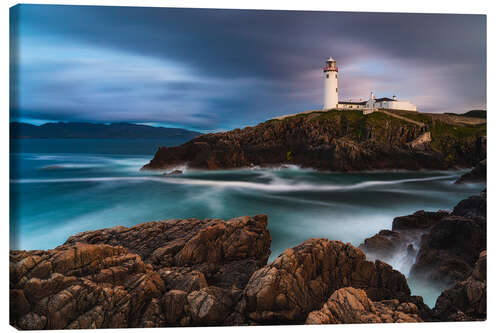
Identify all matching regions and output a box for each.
[10,139,484,306]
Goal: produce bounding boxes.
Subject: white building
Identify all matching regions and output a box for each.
[364,92,418,112]
[322,57,418,112]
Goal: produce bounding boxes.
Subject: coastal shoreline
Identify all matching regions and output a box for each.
[10,190,486,329]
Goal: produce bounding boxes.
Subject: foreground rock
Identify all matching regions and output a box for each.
[411,193,486,284]
[11,196,484,329]
[10,214,431,329]
[433,251,486,321]
[10,243,165,329]
[306,287,423,324]
[10,215,271,329]
[142,110,485,172]
[233,238,429,324]
[64,215,271,289]
[359,210,450,276]
[360,191,486,286]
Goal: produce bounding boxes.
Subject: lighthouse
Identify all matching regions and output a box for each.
[323,56,339,110]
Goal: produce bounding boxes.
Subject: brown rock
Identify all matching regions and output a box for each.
[10,243,165,329]
[158,267,208,293]
[306,287,423,324]
[187,286,235,325]
[64,215,271,289]
[162,290,189,326]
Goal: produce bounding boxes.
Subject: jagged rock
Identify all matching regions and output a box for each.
[142,111,485,172]
[306,287,423,324]
[10,215,271,329]
[162,290,189,326]
[392,210,450,230]
[410,215,486,284]
[64,215,271,289]
[359,229,401,255]
[360,191,486,288]
[10,243,165,329]
[158,267,207,293]
[452,190,486,218]
[433,251,486,321]
[237,239,411,324]
[456,159,486,184]
[187,286,236,325]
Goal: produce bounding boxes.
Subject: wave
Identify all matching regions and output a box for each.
[11,174,457,192]
[39,163,101,170]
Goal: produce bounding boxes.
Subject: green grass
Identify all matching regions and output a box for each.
[271,109,486,148]
[444,110,486,119]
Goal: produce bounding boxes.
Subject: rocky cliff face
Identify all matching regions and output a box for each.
[142,110,486,171]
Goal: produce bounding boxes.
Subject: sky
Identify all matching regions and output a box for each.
[10,5,486,132]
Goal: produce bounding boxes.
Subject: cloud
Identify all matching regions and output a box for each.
[10,5,486,130]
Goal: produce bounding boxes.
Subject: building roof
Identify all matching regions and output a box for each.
[339,101,367,105]
[375,97,395,102]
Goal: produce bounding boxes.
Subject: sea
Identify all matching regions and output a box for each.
[9,138,484,307]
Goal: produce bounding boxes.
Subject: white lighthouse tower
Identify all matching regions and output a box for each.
[323,57,339,110]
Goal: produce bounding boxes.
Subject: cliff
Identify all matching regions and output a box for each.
[142,110,486,171]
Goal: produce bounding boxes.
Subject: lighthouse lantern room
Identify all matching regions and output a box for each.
[323,57,339,110]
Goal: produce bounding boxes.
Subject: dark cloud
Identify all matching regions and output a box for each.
[10,5,486,131]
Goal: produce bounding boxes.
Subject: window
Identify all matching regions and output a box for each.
[335,74,337,79]
[336,88,338,92]
[326,74,329,79]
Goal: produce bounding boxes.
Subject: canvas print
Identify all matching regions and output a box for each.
[9,4,486,329]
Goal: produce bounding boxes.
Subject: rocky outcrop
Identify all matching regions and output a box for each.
[11,193,485,329]
[410,194,486,284]
[452,190,486,218]
[433,251,486,321]
[9,243,166,329]
[359,191,486,287]
[456,159,486,184]
[392,210,450,231]
[142,110,486,172]
[359,210,450,270]
[10,215,271,329]
[64,215,271,289]
[306,287,423,324]
[234,239,416,324]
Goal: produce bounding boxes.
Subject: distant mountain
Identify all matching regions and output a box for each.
[445,110,486,119]
[10,122,202,140]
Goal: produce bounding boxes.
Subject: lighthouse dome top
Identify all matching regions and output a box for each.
[326,56,335,62]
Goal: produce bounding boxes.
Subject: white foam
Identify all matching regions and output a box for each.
[11,174,456,192]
